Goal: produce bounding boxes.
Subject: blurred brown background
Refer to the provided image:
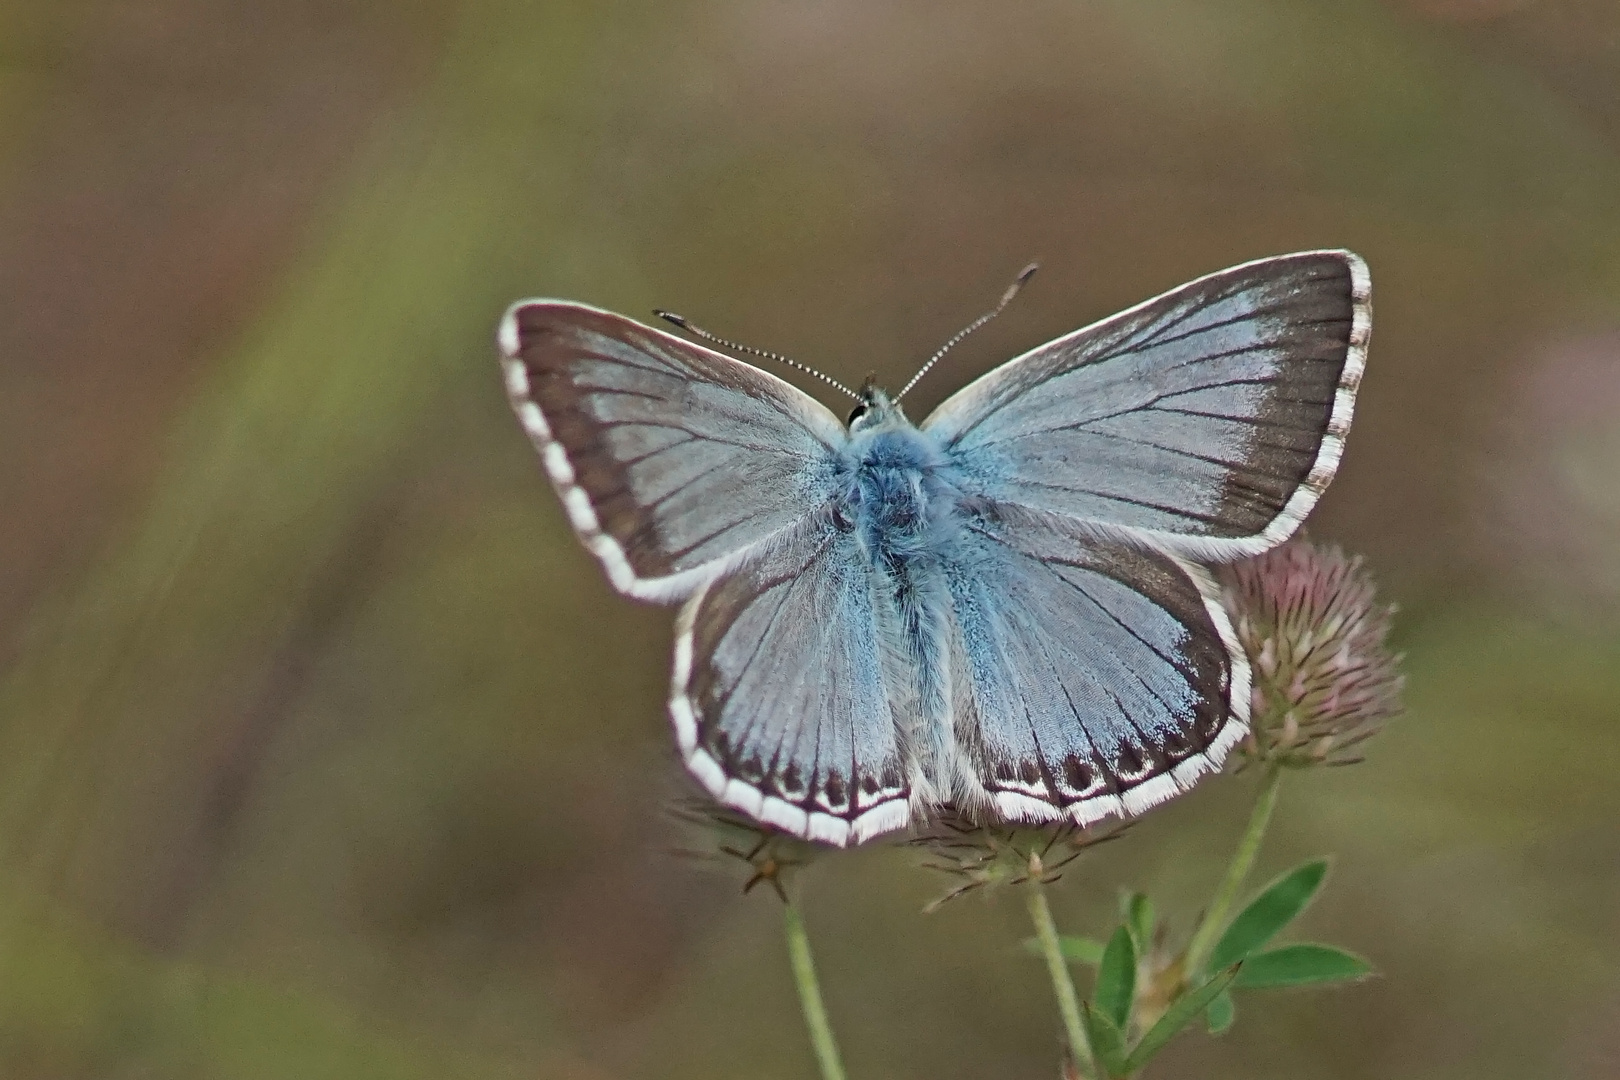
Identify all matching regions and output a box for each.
[2,1,1619,1077]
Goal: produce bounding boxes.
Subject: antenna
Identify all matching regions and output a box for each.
[895,262,1038,403]
[654,310,859,402]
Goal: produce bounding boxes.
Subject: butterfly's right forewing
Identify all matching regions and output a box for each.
[500,301,849,601]
[923,251,1368,563]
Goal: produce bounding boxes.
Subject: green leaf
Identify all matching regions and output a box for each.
[1204,989,1235,1035]
[1061,936,1107,965]
[1094,926,1137,1031]
[1209,859,1329,970]
[1121,891,1155,954]
[1122,965,1241,1074]
[1081,1001,1129,1078]
[1233,944,1373,988]
[1022,935,1107,965]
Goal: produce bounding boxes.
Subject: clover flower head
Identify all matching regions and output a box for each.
[1220,539,1404,769]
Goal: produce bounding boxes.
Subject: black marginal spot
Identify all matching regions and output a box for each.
[1011,588,1123,806]
[781,762,804,795]
[1063,755,1093,792]
[824,770,847,809]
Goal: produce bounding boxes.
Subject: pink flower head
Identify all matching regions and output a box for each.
[1220,540,1403,768]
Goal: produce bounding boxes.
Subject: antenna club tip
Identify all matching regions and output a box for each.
[997,263,1039,306]
[654,309,688,327]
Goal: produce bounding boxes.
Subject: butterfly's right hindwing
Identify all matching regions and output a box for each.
[672,516,910,847]
[945,506,1249,826]
[500,301,848,601]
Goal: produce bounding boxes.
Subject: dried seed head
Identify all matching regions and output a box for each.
[910,806,1123,912]
[1220,540,1404,769]
[667,798,822,901]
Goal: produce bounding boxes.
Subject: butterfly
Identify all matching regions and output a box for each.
[498,251,1370,846]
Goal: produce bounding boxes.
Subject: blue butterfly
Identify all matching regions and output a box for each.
[499,251,1370,846]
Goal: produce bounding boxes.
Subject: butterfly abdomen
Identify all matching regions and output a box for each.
[836,423,981,811]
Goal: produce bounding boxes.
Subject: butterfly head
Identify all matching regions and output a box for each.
[848,378,906,433]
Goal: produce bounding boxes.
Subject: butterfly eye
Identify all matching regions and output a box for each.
[847,402,868,425]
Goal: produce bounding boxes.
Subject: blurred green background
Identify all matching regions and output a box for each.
[2,0,1619,1076]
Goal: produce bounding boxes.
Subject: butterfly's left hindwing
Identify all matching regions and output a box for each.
[941,504,1247,825]
[672,516,910,847]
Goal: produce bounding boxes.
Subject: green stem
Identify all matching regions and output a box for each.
[783,900,847,1080]
[1026,882,1096,1078]
[1184,765,1284,977]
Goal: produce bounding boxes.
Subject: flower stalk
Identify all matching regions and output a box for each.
[671,801,848,1080]
[784,900,847,1080]
[1025,865,1097,1078]
[1182,764,1283,978]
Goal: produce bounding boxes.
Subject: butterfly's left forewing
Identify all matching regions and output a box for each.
[500,300,848,601]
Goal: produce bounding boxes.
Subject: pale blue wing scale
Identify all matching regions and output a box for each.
[671,515,909,846]
[945,506,1248,825]
[922,251,1370,562]
[499,300,848,601]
